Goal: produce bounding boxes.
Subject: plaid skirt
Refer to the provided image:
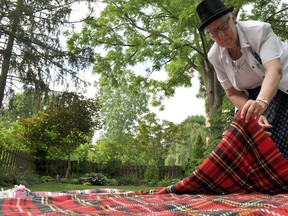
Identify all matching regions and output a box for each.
[247,86,288,160]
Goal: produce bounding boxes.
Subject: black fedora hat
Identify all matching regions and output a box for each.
[196,0,234,32]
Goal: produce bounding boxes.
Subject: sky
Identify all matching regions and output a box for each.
[151,79,205,123]
[147,72,205,124]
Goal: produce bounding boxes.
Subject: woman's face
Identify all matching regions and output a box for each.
[205,13,238,48]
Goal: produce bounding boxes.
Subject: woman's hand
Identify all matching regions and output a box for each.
[240,101,272,135]
[240,99,268,123]
[258,115,272,136]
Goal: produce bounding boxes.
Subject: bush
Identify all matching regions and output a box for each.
[117,177,144,186]
[145,161,159,183]
[107,178,118,186]
[19,171,42,185]
[79,173,109,186]
[0,173,14,186]
[0,168,42,187]
[158,177,181,187]
[70,178,80,184]
[40,176,54,183]
[184,159,203,176]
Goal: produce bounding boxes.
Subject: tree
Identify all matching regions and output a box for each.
[67,0,288,141]
[135,113,170,167]
[18,92,102,178]
[0,0,95,109]
[165,115,206,166]
[96,70,150,140]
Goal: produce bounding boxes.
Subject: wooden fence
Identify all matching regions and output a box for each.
[0,148,183,179]
[121,165,183,179]
[0,148,36,173]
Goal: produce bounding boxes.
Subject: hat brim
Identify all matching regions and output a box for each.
[198,6,234,32]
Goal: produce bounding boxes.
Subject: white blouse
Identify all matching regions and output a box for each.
[231,55,262,90]
[208,20,288,94]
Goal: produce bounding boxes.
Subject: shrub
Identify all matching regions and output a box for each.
[0,173,14,186]
[0,168,42,186]
[184,159,203,176]
[70,178,80,184]
[144,161,159,183]
[107,178,118,186]
[40,176,54,183]
[79,173,109,186]
[158,177,181,187]
[117,177,143,186]
[19,171,42,185]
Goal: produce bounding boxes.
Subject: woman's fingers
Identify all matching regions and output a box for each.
[241,100,268,123]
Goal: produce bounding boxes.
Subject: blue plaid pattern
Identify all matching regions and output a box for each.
[248,86,288,160]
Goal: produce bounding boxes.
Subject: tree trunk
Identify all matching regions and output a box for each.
[65,145,71,179]
[0,0,23,109]
[197,34,224,128]
[200,59,224,124]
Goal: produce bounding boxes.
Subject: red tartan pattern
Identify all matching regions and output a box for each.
[0,192,288,215]
[0,113,287,215]
[138,112,288,195]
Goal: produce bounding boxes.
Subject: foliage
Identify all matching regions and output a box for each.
[165,115,206,167]
[135,113,173,166]
[184,158,203,176]
[70,143,94,161]
[157,177,181,187]
[96,158,122,178]
[17,92,101,158]
[0,173,15,186]
[144,160,160,183]
[0,118,27,151]
[92,138,136,165]
[206,95,235,156]
[183,130,206,174]
[93,112,179,166]
[0,167,41,187]
[191,134,205,160]
[117,177,145,186]
[16,92,102,178]
[40,176,55,183]
[0,0,95,109]
[79,172,109,186]
[4,92,47,120]
[96,70,150,140]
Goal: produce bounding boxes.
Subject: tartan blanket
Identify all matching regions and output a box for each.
[139,112,288,195]
[0,113,287,215]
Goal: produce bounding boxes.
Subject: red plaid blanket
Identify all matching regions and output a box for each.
[0,113,287,215]
[138,112,288,195]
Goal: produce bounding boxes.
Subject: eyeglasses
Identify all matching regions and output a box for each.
[206,17,231,37]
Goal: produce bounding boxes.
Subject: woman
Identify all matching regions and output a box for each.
[196,0,288,160]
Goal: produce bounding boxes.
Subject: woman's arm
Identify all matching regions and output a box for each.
[240,58,282,122]
[256,58,282,103]
[225,87,248,110]
[226,84,273,133]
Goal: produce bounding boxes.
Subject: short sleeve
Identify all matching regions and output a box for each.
[258,23,283,64]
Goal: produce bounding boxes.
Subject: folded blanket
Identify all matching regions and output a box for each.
[139,112,288,195]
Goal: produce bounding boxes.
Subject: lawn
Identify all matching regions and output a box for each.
[2,182,154,192]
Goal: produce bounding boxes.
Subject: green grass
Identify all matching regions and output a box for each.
[2,182,154,192]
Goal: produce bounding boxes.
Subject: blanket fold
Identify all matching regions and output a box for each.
[138,112,288,195]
